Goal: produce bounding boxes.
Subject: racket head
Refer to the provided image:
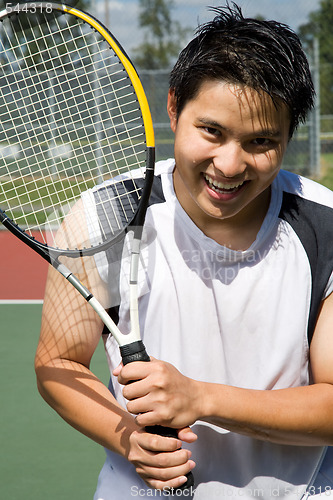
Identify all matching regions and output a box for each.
[0,1,155,259]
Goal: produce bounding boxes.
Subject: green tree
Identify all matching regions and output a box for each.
[133,0,190,70]
[298,0,333,115]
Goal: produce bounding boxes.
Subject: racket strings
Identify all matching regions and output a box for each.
[1,19,75,238]
[0,6,146,249]
[13,15,74,236]
[0,20,55,238]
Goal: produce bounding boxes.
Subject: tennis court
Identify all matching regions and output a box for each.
[0,231,110,499]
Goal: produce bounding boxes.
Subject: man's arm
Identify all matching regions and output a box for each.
[119,291,333,447]
[35,264,195,490]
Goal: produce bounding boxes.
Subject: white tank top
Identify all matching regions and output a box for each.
[83,159,333,499]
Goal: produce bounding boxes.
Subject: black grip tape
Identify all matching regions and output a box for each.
[120,340,195,491]
[120,340,150,365]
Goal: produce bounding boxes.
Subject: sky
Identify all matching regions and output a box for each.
[91,0,321,57]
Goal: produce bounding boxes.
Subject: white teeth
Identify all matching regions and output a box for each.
[204,174,245,192]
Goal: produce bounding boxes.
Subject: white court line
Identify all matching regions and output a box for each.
[0,300,43,304]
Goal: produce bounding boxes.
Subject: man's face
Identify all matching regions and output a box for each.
[168,80,290,238]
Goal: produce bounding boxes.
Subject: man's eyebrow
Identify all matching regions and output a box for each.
[197,118,282,137]
[198,118,226,130]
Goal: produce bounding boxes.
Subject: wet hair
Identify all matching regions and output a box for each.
[169,2,315,138]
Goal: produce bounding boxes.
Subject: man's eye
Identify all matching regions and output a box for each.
[253,138,270,146]
[204,127,220,136]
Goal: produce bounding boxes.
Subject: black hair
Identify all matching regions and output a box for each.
[169,2,315,138]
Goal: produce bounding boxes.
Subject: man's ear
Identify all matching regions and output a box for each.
[167,89,178,133]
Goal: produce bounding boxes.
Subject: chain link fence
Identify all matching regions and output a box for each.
[140,67,321,177]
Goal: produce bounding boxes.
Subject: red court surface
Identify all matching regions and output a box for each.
[0,230,49,300]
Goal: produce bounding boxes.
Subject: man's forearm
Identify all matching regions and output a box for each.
[197,381,333,446]
[35,358,196,491]
[35,358,136,456]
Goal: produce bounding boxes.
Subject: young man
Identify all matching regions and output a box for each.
[35,4,333,499]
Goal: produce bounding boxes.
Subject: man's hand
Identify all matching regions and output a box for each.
[114,359,198,489]
[124,424,196,490]
[114,358,201,430]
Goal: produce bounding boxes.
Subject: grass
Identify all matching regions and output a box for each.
[0,143,146,228]
[0,174,96,226]
[0,161,133,228]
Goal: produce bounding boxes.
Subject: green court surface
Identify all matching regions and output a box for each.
[1,303,110,500]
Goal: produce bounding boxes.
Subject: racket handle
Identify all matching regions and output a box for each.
[120,341,195,491]
[120,340,151,364]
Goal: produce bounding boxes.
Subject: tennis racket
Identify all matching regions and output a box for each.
[0,1,193,490]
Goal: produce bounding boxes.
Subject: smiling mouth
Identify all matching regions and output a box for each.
[203,173,247,194]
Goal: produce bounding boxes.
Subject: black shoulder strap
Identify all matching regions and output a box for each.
[279,192,333,343]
